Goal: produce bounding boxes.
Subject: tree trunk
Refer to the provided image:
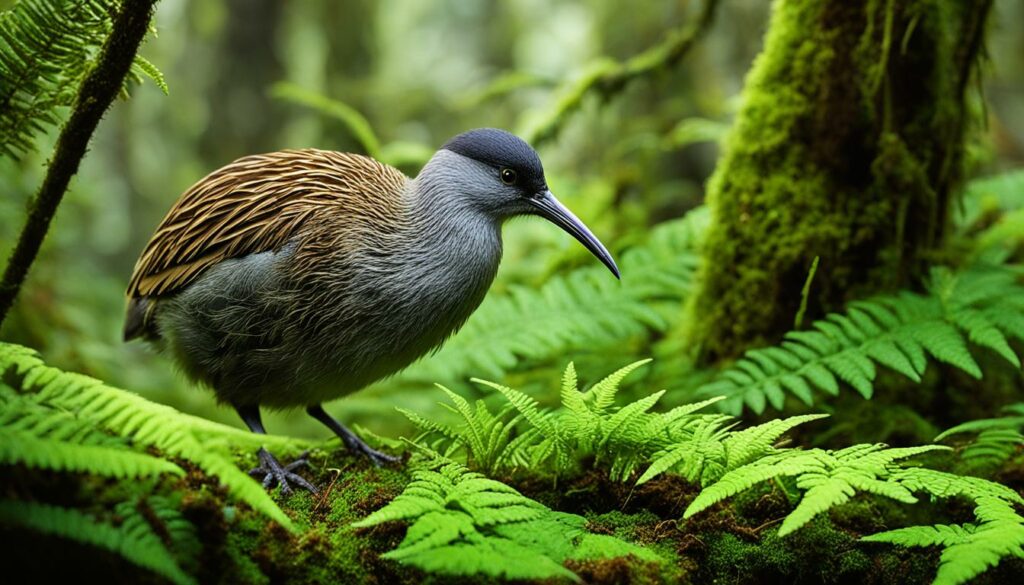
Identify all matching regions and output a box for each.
[686,0,992,363]
[198,0,285,162]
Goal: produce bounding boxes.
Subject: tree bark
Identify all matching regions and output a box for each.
[686,0,993,363]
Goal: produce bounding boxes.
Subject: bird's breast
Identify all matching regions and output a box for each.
[290,217,502,396]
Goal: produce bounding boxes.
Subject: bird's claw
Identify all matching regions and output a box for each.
[248,448,318,494]
[363,447,401,467]
[341,436,401,467]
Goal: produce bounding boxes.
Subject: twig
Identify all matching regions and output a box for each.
[523,0,720,147]
[793,256,820,329]
[751,516,784,535]
[0,0,158,325]
[314,467,345,513]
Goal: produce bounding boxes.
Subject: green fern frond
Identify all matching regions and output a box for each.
[637,416,731,485]
[956,170,1024,256]
[635,413,822,488]
[0,343,305,530]
[936,405,1024,442]
[399,406,462,442]
[353,460,657,581]
[936,405,1024,474]
[597,389,665,449]
[653,396,727,430]
[437,386,489,459]
[131,54,167,94]
[685,451,825,519]
[864,495,1024,585]
[584,358,653,413]
[472,378,555,435]
[863,465,1024,582]
[414,361,783,484]
[0,0,163,157]
[684,444,949,536]
[0,500,195,585]
[864,523,976,548]
[396,360,1024,583]
[889,467,1024,504]
[471,361,685,479]
[699,265,1024,414]
[722,414,829,472]
[960,429,1024,471]
[399,389,525,475]
[0,427,183,478]
[559,362,589,424]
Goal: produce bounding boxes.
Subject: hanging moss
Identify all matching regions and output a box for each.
[685,0,992,363]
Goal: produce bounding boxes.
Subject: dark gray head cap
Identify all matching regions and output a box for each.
[442,128,547,193]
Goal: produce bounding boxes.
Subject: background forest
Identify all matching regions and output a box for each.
[2,0,1024,583]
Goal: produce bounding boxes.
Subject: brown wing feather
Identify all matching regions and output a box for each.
[124,149,408,339]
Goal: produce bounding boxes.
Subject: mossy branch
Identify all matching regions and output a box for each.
[0,0,158,326]
[522,0,719,147]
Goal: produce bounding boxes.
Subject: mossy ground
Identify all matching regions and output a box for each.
[5,430,1023,584]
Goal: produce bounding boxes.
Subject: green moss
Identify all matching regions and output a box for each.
[685,0,990,363]
[699,518,925,584]
[190,448,417,584]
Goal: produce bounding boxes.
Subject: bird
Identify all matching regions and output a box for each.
[124,128,619,493]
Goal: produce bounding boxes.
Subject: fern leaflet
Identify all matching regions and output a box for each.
[698,265,1024,414]
[0,0,164,157]
[353,459,658,581]
[0,500,195,585]
[0,342,308,530]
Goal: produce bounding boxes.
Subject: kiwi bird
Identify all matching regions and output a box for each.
[124,128,619,493]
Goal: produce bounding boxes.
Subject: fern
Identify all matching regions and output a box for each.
[0,499,196,585]
[405,361,824,487]
[637,415,732,485]
[471,375,575,475]
[399,385,524,475]
[683,431,1024,583]
[0,427,184,479]
[935,404,1024,474]
[956,170,1024,239]
[862,471,1024,585]
[0,386,185,478]
[684,444,950,536]
[0,0,163,157]
[412,360,671,479]
[0,342,309,530]
[398,206,708,385]
[698,264,1024,414]
[352,459,658,581]
[393,360,1024,582]
[638,414,830,487]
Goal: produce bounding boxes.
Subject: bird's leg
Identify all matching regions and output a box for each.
[235,404,317,495]
[306,404,400,466]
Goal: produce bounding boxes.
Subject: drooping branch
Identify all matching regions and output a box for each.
[0,0,158,326]
[522,0,720,147]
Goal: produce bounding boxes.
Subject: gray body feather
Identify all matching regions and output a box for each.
[153,151,503,409]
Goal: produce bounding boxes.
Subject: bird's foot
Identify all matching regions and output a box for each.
[248,448,318,494]
[340,434,401,467]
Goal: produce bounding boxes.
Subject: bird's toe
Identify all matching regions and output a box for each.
[356,444,401,467]
[283,451,311,472]
[248,447,318,494]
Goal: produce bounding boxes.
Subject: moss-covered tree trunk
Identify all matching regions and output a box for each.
[686,0,992,363]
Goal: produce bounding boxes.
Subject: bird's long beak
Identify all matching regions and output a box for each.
[529,190,620,279]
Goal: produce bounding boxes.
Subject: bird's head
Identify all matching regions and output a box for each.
[419,128,619,278]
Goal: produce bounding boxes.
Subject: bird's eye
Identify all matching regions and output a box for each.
[500,168,517,185]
